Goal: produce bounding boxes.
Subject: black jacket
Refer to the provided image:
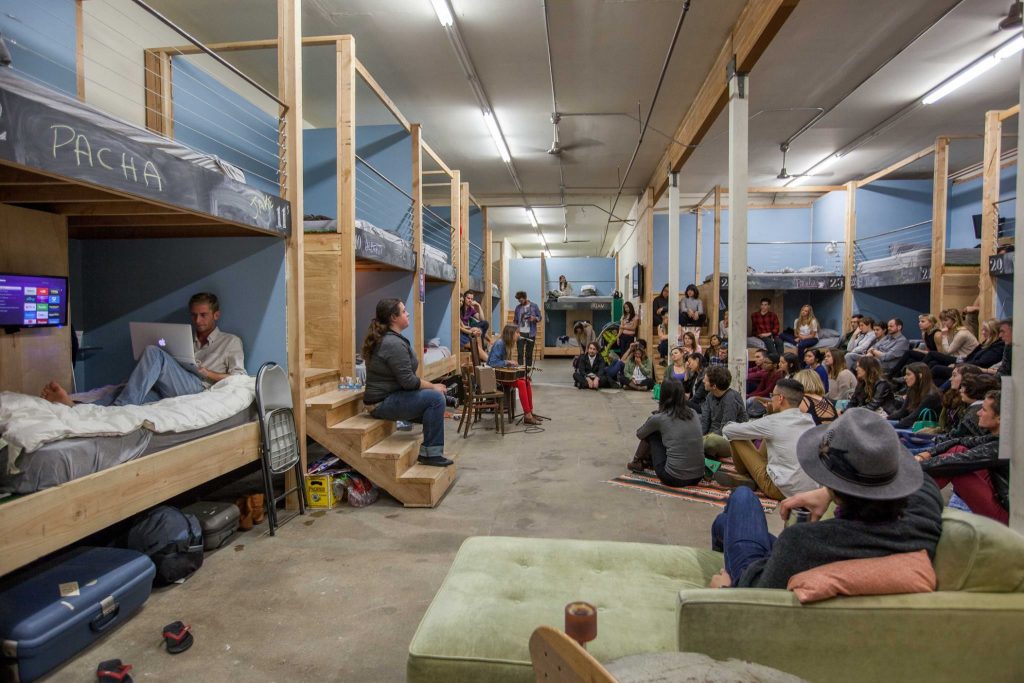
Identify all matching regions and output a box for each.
[574,353,605,379]
[849,378,897,415]
[922,433,1008,511]
[890,390,942,429]
[363,331,420,404]
[962,340,1005,369]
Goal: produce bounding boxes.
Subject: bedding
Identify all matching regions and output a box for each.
[856,247,981,274]
[423,344,452,366]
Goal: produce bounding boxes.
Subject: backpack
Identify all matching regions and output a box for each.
[122,505,204,585]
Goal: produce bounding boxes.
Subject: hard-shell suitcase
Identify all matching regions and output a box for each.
[0,546,155,683]
[181,501,240,550]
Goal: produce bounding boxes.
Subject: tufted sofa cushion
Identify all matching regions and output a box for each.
[407,536,723,683]
[933,509,1024,592]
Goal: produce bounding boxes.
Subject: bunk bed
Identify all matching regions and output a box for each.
[304,216,454,280]
[704,269,845,291]
[852,243,981,288]
[0,24,299,577]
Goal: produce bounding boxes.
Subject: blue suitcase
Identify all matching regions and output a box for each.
[0,546,155,683]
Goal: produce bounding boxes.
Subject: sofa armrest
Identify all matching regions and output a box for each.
[677,589,1024,682]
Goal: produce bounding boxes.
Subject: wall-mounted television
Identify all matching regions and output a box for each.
[0,273,69,330]
[631,263,644,298]
[973,213,1007,240]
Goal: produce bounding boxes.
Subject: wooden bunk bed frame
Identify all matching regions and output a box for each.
[0,0,306,578]
[980,104,1019,321]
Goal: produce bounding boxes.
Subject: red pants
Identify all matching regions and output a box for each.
[930,446,1009,525]
[504,378,533,414]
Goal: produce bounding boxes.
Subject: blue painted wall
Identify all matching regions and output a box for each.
[808,190,849,331]
[651,212,698,291]
[355,271,415,352]
[172,59,280,197]
[303,124,413,237]
[0,0,76,96]
[508,258,541,310]
[947,167,1017,248]
[542,257,615,295]
[70,237,286,390]
[423,204,452,261]
[851,285,930,334]
[468,206,484,279]
[423,283,452,349]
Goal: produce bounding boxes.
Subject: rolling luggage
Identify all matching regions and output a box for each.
[181,501,240,550]
[0,546,155,683]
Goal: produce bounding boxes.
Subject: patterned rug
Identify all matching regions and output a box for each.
[607,460,779,512]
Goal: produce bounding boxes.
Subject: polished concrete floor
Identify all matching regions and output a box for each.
[52,359,782,682]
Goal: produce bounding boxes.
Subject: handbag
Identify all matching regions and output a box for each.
[912,408,939,432]
[651,383,661,401]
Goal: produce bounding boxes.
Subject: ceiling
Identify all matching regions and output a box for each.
[147,0,1022,257]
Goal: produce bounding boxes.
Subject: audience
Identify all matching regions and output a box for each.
[617,301,639,352]
[557,274,573,297]
[620,341,655,391]
[888,362,942,430]
[652,283,669,338]
[680,284,706,327]
[710,346,729,368]
[849,356,898,415]
[844,316,879,368]
[459,290,490,361]
[867,318,910,374]
[665,345,687,383]
[745,351,782,418]
[945,372,1000,439]
[892,313,941,376]
[716,378,817,500]
[925,308,979,370]
[680,330,702,358]
[684,353,708,412]
[751,297,784,357]
[793,369,837,425]
[934,318,1004,383]
[837,313,863,351]
[573,341,607,390]
[824,347,857,401]
[802,348,829,392]
[791,304,820,359]
[983,318,1012,377]
[629,379,705,486]
[704,334,724,365]
[719,309,729,348]
[701,366,748,460]
[779,352,800,380]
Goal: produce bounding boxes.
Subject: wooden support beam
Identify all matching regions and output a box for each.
[0,166,66,186]
[355,59,411,132]
[855,144,935,188]
[694,208,703,284]
[0,186,135,203]
[422,170,449,175]
[412,124,425,376]
[52,201,183,216]
[711,186,722,334]
[423,141,454,178]
[748,185,843,193]
[143,49,173,138]
[68,214,220,228]
[337,36,357,377]
[75,0,85,101]
[647,0,799,201]
[980,111,1001,321]
[150,35,345,56]
[931,137,949,313]
[998,103,1020,122]
[450,171,462,354]
[460,182,470,294]
[843,181,856,323]
[483,207,493,319]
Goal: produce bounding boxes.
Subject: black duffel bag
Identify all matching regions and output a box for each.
[121,505,204,585]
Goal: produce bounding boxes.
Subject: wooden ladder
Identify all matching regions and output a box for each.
[303,366,456,508]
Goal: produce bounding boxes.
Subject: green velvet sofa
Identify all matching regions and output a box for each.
[408,510,1024,682]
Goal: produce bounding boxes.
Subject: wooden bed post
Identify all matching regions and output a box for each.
[980,111,1001,322]
[460,182,470,294]
[279,0,306,488]
[412,124,425,375]
[75,0,85,101]
[337,36,357,378]
[483,207,493,321]
[711,186,722,334]
[450,171,461,357]
[643,187,655,345]
[842,180,856,322]
[694,208,703,284]
[931,136,949,313]
[143,49,173,137]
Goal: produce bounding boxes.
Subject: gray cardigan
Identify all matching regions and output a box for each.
[636,412,704,481]
[700,388,747,435]
[363,331,420,404]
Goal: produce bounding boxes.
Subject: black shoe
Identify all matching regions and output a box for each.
[713,469,757,490]
[418,455,454,467]
[97,660,133,683]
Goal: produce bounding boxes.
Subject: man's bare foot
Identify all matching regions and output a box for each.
[40,381,74,406]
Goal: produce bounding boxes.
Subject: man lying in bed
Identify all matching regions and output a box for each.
[41,292,245,407]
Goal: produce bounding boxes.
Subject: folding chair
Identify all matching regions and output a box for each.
[255,362,306,535]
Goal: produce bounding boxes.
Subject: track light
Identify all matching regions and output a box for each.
[483,111,511,163]
[429,0,453,27]
[923,35,1024,105]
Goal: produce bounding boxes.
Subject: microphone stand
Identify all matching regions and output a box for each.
[517,334,550,423]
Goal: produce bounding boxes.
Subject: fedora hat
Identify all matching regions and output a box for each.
[796,407,922,500]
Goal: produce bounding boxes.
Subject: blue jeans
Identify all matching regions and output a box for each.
[370,389,445,457]
[796,338,818,360]
[711,487,777,584]
[98,345,205,406]
[604,360,624,384]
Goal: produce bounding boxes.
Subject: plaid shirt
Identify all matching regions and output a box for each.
[750,311,780,337]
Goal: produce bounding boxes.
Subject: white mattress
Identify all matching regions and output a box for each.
[857,247,980,273]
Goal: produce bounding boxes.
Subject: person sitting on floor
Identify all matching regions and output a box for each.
[848,355,897,415]
[844,316,879,370]
[837,313,863,352]
[361,298,452,467]
[715,378,818,500]
[488,324,541,425]
[802,348,829,393]
[983,318,1012,377]
[932,318,1004,384]
[779,352,800,380]
[709,345,729,368]
[924,308,979,371]
[866,318,910,375]
[892,313,941,377]
[745,351,782,418]
[704,334,724,365]
[680,330,702,359]
[700,366,747,460]
[916,390,1008,525]
[620,341,655,391]
[666,345,688,383]
[682,352,707,412]
[573,341,608,390]
[823,347,857,401]
[679,284,706,327]
[888,363,942,430]
[708,408,943,589]
[42,292,244,408]
[943,372,1000,439]
[628,379,705,487]
[793,369,837,425]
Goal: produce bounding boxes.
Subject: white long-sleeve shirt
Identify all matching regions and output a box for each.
[722,408,818,496]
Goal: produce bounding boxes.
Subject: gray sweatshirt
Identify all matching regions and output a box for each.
[363,331,420,404]
[700,388,748,435]
[636,412,704,481]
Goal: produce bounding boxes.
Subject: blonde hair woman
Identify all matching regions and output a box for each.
[925,308,979,369]
[794,368,836,425]
[793,304,820,360]
[931,318,1006,383]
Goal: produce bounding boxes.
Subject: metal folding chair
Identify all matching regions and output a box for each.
[255,362,306,535]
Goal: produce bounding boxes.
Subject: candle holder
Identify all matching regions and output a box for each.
[564,601,597,648]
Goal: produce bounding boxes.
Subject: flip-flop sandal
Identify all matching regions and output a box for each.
[162,621,194,654]
[96,659,133,683]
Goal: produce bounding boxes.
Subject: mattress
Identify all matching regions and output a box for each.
[856,247,981,274]
[545,295,614,311]
[423,346,452,365]
[0,407,255,494]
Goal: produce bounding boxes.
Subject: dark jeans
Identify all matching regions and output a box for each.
[891,348,926,376]
[369,389,445,458]
[711,487,777,583]
[925,350,957,368]
[679,312,707,327]
[516,335,536,367]
[604,360,624,384]
[758,335,784,357]
[626,376,655,391]
[796,338,818,361]
[573,371,610,389]
[647,433,702,487]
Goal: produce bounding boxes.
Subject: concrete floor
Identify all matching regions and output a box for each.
[52,359,782,682]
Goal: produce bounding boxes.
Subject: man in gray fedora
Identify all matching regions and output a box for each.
[708,407,943,589]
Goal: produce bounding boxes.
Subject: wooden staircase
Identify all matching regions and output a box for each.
[303,365,456,508]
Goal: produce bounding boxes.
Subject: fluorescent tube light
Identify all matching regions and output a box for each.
[995,34,1024,59]
[525,208,538,228]
[923,35,1023,105]
[483,111,511,163]
[785,152,840,187]
[429,0,453,27]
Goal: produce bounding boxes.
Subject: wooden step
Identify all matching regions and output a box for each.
[400,454,458,484]
[305,367,339,385]
[306,388,363,410]
[332,413,395,451]
[399,458,458,507]
[364,431,422,476]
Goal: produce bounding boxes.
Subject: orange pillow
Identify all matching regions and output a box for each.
[787,550,936,604]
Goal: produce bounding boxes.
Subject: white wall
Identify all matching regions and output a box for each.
[609,195,643,307]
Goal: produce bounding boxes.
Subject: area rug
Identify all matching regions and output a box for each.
[607,461,779,512]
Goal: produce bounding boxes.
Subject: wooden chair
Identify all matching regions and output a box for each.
[458,364,505,438]
[529,626,616,683]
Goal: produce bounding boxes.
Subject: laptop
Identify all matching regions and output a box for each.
[129,322,198,372]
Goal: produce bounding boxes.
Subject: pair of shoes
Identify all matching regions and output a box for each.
[161,621,194,654]
[235,493,266,531]
[396,420,413,431]
[96,659,133,683]
[418,455,454,467]
[713,469,758,491]
[626,459,646,473]
[523,416,541,426]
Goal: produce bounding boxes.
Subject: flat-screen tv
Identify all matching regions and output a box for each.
[631,263,644,298]
[973,213,1007,239]
[0,273,69,329]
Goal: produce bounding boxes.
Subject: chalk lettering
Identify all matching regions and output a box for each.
[250,193,273,220]
[143,161,162,191]
[51,124,76,158]
[96,147,114,170]
[121,153,137,183]
[74,134,93,167]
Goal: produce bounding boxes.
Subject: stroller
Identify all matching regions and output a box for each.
[597,321,621,365]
